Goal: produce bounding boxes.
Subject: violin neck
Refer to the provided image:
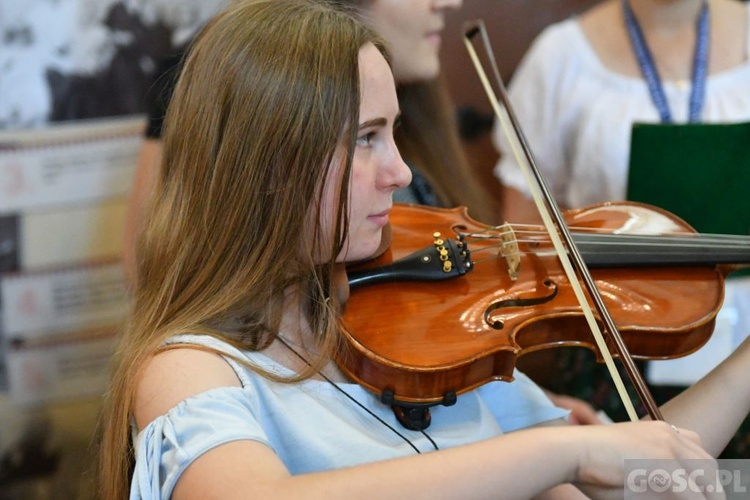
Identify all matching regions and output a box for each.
[576,233,750,268]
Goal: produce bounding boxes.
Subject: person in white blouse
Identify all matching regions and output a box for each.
[495,0,750,221]
[493,0,750,452]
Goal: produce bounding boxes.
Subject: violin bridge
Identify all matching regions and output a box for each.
[498,224,520,281]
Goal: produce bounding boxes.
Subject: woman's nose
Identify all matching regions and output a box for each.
[382,148,412,191]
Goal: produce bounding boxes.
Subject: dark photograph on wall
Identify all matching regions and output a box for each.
[0,0,229,128]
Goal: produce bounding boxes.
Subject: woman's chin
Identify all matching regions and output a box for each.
[337,240,383,264]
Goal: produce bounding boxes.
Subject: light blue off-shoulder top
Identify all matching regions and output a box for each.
[130,334,568,499]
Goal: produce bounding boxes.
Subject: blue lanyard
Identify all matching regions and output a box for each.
[622,0,710,123]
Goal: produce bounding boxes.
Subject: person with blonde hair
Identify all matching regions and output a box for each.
[125,0,603,425]
[123,0,496,285]
[99,1,750,498]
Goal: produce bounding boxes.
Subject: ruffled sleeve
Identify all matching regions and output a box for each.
[130,386,272,500]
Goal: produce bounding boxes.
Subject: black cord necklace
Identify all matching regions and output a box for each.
[277,336,439,453]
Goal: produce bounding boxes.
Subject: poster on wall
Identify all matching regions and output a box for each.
[0,2,229,490]
[0,0,230,393]
[0,0,230,128]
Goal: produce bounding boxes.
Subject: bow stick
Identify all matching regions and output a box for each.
[462,20,663,421]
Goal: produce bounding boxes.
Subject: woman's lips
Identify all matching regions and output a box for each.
[369,209,391,226]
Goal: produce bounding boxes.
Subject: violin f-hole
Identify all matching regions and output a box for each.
[483,279,558,330]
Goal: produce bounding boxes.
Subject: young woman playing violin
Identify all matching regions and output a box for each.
[123,0,597,424]
[99,1,750,498]
[123,0,495,282]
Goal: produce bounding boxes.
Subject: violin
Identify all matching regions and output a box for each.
[338,202,750,409]
[341,19,747,429]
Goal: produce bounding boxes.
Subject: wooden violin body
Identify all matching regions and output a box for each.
[338,202,743,405]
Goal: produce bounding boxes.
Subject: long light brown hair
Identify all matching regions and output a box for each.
[98,1,385,497]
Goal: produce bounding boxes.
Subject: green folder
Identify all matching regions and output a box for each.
[627,121,750,237]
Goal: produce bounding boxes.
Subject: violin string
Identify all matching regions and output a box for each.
[507,232,750,246]
[276,336,438,454]
[459,234,750,268]
[456,229,750,253]
[461,225,750,244]
[457,219,750,240]
[503,238,749,250]
[468,244,750,266]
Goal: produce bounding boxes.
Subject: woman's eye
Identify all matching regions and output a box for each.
[356,132,375,147]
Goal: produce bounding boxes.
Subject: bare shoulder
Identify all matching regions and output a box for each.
[134,346,243,430]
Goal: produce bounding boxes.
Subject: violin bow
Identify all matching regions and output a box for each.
[462,20,663,422]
